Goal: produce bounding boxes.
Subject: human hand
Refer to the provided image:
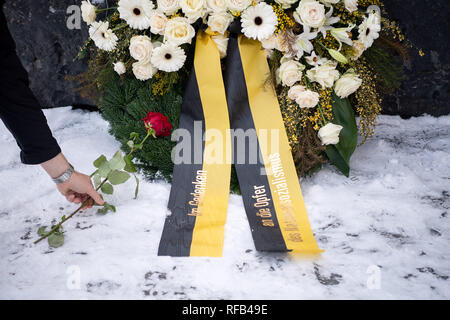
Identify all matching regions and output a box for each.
[57,171,104,209]
[41,153,104,209]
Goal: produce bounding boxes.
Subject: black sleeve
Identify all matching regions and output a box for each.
[0,3,61,164]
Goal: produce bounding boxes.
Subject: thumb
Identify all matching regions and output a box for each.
[88,187,104,205]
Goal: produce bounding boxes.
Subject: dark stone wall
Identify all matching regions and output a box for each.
[2,0,449,116]
[3,0,91,108]
[382,0,449,117]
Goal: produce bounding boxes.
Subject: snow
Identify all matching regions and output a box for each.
[0,107,449,299]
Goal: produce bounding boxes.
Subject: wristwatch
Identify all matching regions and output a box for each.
[52,164,75,184]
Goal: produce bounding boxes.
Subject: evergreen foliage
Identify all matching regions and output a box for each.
[100,69,183,181]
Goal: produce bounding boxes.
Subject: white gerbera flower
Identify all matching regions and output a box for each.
[118,0,154,30]
[241,2,277,41]
[151,43,187,72]
[89,21,118,51]
[358,12,381,49]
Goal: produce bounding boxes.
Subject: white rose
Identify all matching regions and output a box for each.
[318,123,343,145]
[81,1,96,25]
[260,33,283,51]
[287,85,306,100]
[274,0,298,9]
[277,60,305,87]
[296,90,319,108]
[334,69,362,98]
[294,0,326,29]
[129,35,153,62]
[180,0,206,21]
[132,61,157,81]
[208,11,233,34]
[306,60,340,88]
[344,0,358,12]
[225,0,252,12]
[157,0,180,15]
[211,34,229,58]
[113,61,126,75]
[150,11,168,35]
[164,17,196,45]
[206,0,227,12]
[319,0,339,4]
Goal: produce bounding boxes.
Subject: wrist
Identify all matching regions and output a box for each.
[41,153,71,179]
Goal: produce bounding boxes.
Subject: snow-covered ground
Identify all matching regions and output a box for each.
[0,107,449,299]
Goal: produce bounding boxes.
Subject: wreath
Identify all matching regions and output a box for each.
[74,0,408,191]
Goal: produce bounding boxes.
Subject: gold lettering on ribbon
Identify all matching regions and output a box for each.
[188,170,207,216]
[252,185,275,227]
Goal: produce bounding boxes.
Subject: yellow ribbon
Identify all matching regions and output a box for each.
[187,31,322,256]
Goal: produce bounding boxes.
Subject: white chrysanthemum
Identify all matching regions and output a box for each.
[151,43,187,72]
[89,21,118,51]
[118,0,154,30]
[241,3,277,41]
[358,12,381,49]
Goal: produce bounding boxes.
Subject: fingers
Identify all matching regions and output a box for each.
[65,192,87,206]
[87,187,105,206]
[65,192,76,203]
[81,196,94,210]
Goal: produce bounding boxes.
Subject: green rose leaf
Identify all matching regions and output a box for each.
[93,155,107,168]
[37,226,47,237]
[48,232,64,248]
[325,93,358,177]
[105,203,116,213]
[129,132,139,141]
[109,151,126,171]
[109,170,131,185]
[98,161,112,178]
[97,202,116,215]
[93,174,102,188]
[101,182,114,194]
[97,207,108,215]
[124,154,137,173]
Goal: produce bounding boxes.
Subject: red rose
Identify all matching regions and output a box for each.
[142,111,172,137]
